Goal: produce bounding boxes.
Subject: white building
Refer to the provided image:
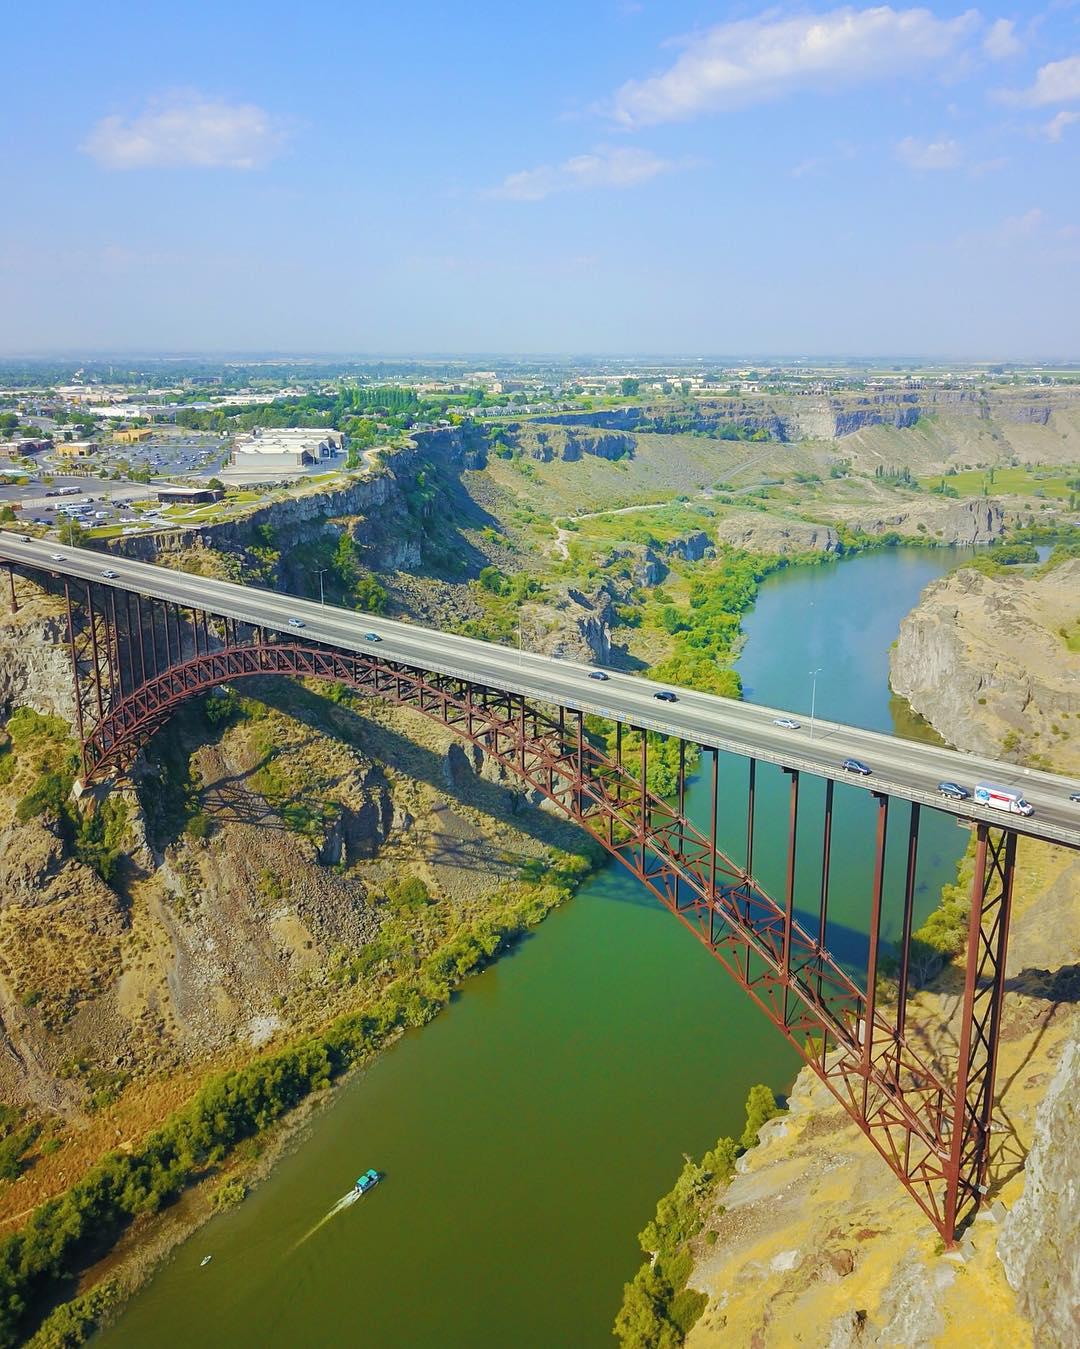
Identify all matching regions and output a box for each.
[231,427,346,472]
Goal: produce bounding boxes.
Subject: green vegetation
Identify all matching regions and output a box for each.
[644,547,782,699]
[286,531,387,613]
[918,463,1079,502]
[5,709,128,885]
[0,856,596,1347]
[614,1086,782,1348]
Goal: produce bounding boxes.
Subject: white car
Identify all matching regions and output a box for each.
[50,552,63,562]
[288,618,305,629]
[101,569,119,579]
[773,717,800,730]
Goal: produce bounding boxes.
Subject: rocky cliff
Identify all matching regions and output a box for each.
[714,511,842,555]
[890,559,1080,770]
[838,496,1007,545]
[998,1039,1080,1348]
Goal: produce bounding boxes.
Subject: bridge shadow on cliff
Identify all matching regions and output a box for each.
[148,675,598,863]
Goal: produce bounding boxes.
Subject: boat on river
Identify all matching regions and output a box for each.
[355,1169,380,1195]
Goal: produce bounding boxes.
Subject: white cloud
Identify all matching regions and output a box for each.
[1042,109,1080,141]
[606,6,981,126]
[983,18,1021,61]
[81,91,285,169]
[1000,207,1044,240]
[1000,54,1080,106]
[490,146,684,200]
[896,135,962,169]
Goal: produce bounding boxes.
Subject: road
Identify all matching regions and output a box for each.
[3,531,1078,849]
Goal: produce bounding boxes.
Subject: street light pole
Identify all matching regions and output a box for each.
[315,567,327,605]
[809,667,822,741]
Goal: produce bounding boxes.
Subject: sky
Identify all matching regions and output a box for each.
[2,1,1079,357]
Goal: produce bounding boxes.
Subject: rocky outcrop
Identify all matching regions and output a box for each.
[502,424,633,463]
[519,585,615,663]
[889,559,1080,769]
[665,531,713,563]
[714,511,841,555]
[998,1037,1080,1347]
[0,609,76,722]
[842,497,1007,545]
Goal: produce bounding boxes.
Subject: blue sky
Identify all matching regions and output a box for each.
[3,2,1078,356]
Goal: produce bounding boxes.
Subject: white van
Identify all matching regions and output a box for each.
[974,783,1034,817]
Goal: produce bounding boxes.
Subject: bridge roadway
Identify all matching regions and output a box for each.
[3,532,1079,849]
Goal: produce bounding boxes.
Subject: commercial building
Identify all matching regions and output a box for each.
[1,438,51,457]
[114,427,154,445]
[54,441,99,459]
[230,427,346,473]
[156,486,223,505]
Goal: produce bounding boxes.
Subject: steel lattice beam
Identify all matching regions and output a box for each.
[27,575,1031,1245]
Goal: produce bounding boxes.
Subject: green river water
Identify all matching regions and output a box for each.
[102,546,969,1349]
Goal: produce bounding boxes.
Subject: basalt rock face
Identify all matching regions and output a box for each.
[665,531,714,563]
[501,423,634,462]
[714,511,841,555]
[0,606,76,722]
[889,560,1080,769]
[842,497,1007,545]
[997,1038,1080,1347]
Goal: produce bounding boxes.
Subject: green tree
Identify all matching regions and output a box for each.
[621,378,640,397]
[740,1084,780,1148]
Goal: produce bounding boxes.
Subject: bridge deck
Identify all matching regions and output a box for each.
[3,532,1078,849]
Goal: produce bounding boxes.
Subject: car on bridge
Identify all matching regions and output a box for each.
[653,690,677,703]
[938,782,970,801]
[288,618,305,628]
[841,758,872,776]
[101,568,119,579]
[773,716,800,730]
[588,670,609,681]
[1070,791,1080,804]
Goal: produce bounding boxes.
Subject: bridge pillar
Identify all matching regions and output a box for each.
[943,824,1017,1243]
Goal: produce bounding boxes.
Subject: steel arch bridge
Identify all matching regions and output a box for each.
[4,559,1049,1247]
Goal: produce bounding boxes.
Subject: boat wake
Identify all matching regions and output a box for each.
[291,1189,361,1250]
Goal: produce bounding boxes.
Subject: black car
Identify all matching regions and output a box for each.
[841,758,871,775]
[588,670,609,681]
[653,690,678,703]
[938,782,970,800]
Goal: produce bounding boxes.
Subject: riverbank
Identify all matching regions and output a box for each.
[7,855,600,1347]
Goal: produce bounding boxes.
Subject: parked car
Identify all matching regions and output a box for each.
[841,758,872,775]
[773,717,800,730]
[937,782,970,800]
[653,690,678,703]
[588,670,609,681]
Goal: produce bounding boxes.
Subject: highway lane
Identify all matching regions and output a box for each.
[3,532,1079,849]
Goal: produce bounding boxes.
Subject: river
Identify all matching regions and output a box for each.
[101,546,968,1349]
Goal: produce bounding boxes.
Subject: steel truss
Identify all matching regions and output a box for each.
[38,578,1024,1243]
